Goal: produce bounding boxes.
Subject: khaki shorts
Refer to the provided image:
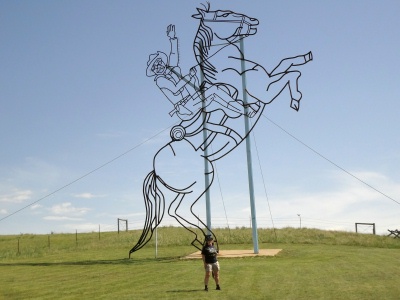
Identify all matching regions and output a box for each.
[205,261,220,273]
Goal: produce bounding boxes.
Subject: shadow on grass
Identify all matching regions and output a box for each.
[166,289,205,293]
[0,256,182,267]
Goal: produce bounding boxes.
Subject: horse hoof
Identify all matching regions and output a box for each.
[305,51,313,62]
[290,99,300,111]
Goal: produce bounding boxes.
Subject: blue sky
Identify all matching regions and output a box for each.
[1,0,399,236]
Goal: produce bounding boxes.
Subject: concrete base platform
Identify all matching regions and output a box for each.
[184,249,282,259]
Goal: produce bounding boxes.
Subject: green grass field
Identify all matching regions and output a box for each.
[1,227,399,299]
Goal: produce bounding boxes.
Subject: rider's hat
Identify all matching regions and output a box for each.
[146,51,168,77]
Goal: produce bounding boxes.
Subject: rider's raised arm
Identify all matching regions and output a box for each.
[167,24,179,67]
[169,37,179,67]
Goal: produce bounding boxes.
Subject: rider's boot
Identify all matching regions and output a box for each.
[244,101,261,118]
[225,128,242,144]
[176,104,193,115]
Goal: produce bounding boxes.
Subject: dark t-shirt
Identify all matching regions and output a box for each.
[201,244,218,263]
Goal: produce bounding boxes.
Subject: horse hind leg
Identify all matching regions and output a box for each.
[287,71,302,111]
[168,192,207,250]
[190,203,220,249]
[270,52,313,76]
[261,70,302,111]
[167,164,215,250]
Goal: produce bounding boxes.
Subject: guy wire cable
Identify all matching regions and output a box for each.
[249,118,278,240]
[261,113,400,206]
[0,121,179,223]
[210,143,231,236]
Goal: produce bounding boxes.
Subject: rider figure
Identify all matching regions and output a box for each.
[146,25,194,117]
[146,24,257,120]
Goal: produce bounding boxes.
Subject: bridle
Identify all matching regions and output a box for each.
[202,12,255,36]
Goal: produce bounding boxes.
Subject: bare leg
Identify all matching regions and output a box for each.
[204,271,211,288]
[214,270,220,286]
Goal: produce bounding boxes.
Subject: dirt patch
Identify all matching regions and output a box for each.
[183,249,282,259]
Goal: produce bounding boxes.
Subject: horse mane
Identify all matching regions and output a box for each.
[200,2,211,12]
[193,3,240,99]
[193,18,217,84]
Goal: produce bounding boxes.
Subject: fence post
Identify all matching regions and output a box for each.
[117,218,128,233]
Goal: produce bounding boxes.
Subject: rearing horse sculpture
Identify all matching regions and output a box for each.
[129,4,312,257]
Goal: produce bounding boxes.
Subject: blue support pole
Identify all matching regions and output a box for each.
[203,99,212,234]
[240,39,259,254]
[200,44,212,234]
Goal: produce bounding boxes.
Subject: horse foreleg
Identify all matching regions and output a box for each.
[270,52,313,76]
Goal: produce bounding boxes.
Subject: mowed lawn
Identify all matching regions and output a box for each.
[1,229,400,299]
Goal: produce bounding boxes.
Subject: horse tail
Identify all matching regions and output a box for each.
[129,170,165,257]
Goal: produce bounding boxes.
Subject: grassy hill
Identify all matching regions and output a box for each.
[1,227,399,299]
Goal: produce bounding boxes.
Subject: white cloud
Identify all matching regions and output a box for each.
[31,204,42,210]
[95,211,145,218]
[48,202,91,216]
[43,216,83,221]
[0,189,32,203]
[73,193,106,199]
[63,222,102,232]
[206,169,400,235]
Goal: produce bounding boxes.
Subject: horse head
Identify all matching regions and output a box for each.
[192,7,258,41]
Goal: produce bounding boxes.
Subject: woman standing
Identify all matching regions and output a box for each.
[201,235,221,291]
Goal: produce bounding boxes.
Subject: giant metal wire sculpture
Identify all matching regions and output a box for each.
[129,3,313,257]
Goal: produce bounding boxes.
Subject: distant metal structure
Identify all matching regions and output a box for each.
[355,222,376,235]
[129,3,313,257]
[387,229,400,238]
[117,218,128,234]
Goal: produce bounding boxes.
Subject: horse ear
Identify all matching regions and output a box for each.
[192,8,205,19]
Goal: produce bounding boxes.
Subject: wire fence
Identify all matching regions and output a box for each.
[11,215,395,236]
[1,216,398,258]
